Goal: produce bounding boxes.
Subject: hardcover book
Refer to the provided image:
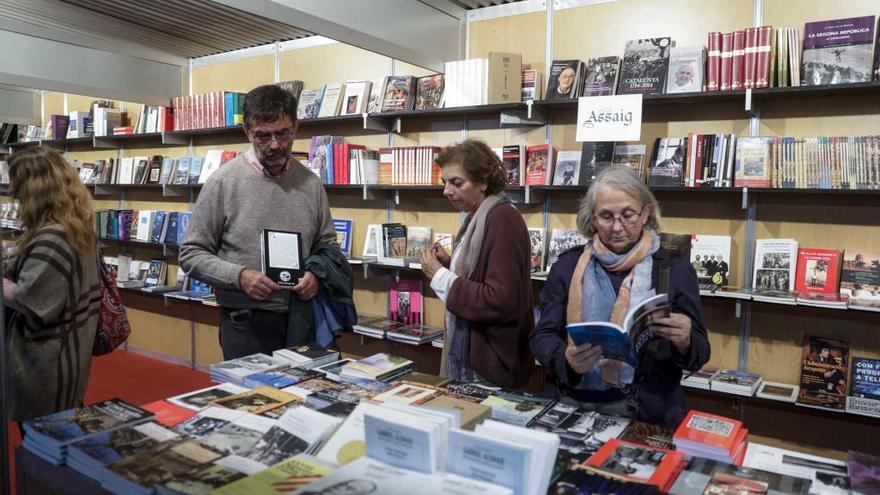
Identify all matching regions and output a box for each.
[23,399,154,451]
[155,464,245,495]
[798,336,850,410]
[666,45,706,93]
[618,38,672,95]
[583,438,685,491]
[734,136,772,187]
[317,82,344,118]
[415,74,444,110]
[525,144,555,185]
[578,142,615,185]
[648,137,687,186]
[199,413,276,456]
[753,238,799,292]
[552,151,582,186]
[802,16,876,85]
[211,387,299,415]
[479,390,555,428]
[502,144,524,186]
[405,226,432,258]
[691,235,732,288]
[794,247,842,294]
[381,76,416,113]
[530,403,630,463]
[102,439,225,494]
[371,382,444,406]
[546,229,586,271]
[583,56,620,96]
[297,86,325,120]
[521,68,542,102]
[67,421,180,475]
[840,250,880,301]
[611,144,647,179]
[669,457,812,495]
[340,80,371,115]
[545,59,585,100]
[333,218,353,257]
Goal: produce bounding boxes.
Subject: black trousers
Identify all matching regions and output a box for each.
[218,308,288,360]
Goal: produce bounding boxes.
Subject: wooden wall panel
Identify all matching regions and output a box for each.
[469,11,547,74]
[192,55,274,94]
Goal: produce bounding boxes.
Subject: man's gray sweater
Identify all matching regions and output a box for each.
[179,154,337,311]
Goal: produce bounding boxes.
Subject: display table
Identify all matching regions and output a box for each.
[15,447,111,495]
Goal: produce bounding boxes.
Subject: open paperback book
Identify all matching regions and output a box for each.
[566,293,670,364]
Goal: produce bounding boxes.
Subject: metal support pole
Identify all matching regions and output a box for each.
[1,239,10,495]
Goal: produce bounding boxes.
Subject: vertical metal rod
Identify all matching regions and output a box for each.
[274,41,281,83]
[738,194,757,370]
[1,227,9,495]
[544,0,553,147]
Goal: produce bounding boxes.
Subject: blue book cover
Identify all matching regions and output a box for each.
[447,429,529,495]
[224,92,234,126]
[150,211,167,244]
[566,322,633,363]
[163,212,179,244]
[106,210,118,240]
[242,371,299,389]
[23,399,153,448]
[333,219,353,256]
[173,157,191,185]
[851,357,880,400]
[188,157,203,185]
[68,423,176,467]
[176,212,192,244]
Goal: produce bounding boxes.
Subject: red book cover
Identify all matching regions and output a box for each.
[525,144,554,185]
[333,142,345,184]
[720,32,734,91]
[707,32,722,91]
[158,107,174,132]
[584,439,686,491]
[673,410,743,453]
[795,247,842,294]
[731,30,745,90]
[694,134,704,186]
[141,400,195,427]
[755,26,774,89]
[743,28,759,89]
[220,150,238,164]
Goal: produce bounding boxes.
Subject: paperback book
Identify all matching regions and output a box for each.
[211,453,335,494]
[756,381,800,403]
[579,141,615,185]
[545,59,585,100]
[802,16,876,85]
[839,250,880,302]
[798,336,850,410]
[530,403,630,464]
[390,277,423,326]
[668,456,812,495]
[753,238,799,292]
[617,38,672,95]
[546,229,586,271]
[101,439,225,495]
[691,235,732,288]
[648,137,687,186]
[528,228,546,273]
[583,56,620,96]
[479,390,556,428]
[794,247,842,294]
[583,438,685,492]
[552,151,582,186]
[665,45,705,93]
[611,144,647,179]
[846,357,880,418]
[210,386,299,415]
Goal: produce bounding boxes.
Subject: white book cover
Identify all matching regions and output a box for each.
[475,420,558,495]
[241,407,340,469]
[167,384,248,412]
[666,45,705,93]
[316,402,381,466]
[292,457,421,494]
[135,211,153,242]
[756,381,799,403]
[547,229,586,271]
[175,407,247,439]
[318,83,344,118]
[200,413,276,456]
[551,151,582,186]
[364,407,441,474]
[743,443,849,495]
[199,150,224,184]
[341,80,371,115]
[297,86,326,120]
[427,473,513,495]
[691,234,732,286]
[446,428,529,495]
[753,239,798,291]
[362,224,381,257]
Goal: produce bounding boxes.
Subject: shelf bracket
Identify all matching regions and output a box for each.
[362,113,393,132]
[92,137,117,149]
[508,186,545,205]
[499,106,547,127]
[162,185,188,198]
[362,184,381,201]
[744,89,757,118]
[741,187,749,210]
[161,133,189,146]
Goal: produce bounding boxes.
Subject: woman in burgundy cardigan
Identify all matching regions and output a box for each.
[420,139,534,388]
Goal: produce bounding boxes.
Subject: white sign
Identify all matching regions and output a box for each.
[575,94,643,142]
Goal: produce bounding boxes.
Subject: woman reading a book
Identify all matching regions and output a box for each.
[420,139,533,388]
[530,166,709,426]
[3,145,101,423]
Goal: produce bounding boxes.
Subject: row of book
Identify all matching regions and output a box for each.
[683,335,880,419]
[306,136,442,186]
[23,341,877,494]
[74,149,238,186]
[97,209,191,245]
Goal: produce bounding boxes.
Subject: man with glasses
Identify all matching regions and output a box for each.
[180,84,338,359]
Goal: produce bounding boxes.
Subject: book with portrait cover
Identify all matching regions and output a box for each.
[753,239,799,292]
[552,150,582,186]
[381,75,416,113]
[525,144,555,185]
[340,80,371,115]
[296,86,325,120]
[617,38,672,95]
[502,144,524,186]
[583,56,620,96]
[545,59,585,100]
[797,336,850,410]
[211,386,299,415]
[579,141,615,185]
[648,137,687,186]
[584,438,685,491]
[389,277,423,326]
[415,74,444,110]
[794,247,842,294]
[846,357,880,418]
[802,16,876,86]
[691,235,732,288]
[839,250,880,301]
[665,45,706,94]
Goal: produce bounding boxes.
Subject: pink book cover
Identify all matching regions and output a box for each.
[390,277,423,326]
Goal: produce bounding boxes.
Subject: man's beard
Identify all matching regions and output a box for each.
[257,148,290,170]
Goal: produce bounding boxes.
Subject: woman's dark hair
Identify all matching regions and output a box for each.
[435,139,507,195]
[242,84,298,128]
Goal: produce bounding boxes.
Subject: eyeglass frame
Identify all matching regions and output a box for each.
[591,206,646,228]
[248,127,296,146]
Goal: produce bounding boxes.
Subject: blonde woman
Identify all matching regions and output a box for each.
[4,145,101,422]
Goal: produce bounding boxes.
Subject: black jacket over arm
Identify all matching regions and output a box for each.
[529,245,711,426]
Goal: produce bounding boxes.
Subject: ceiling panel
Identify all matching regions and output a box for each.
[450,0,525,9]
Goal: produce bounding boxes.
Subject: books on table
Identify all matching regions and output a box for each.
[681,366,719,390]
[242,367,322,390]
[479,389,556,428]
[211,453,337,494]
[166,383,248,412]
[743,442,850,495]
[756,381,800,403]
[529,402,630,464]
[210,386,300,415]
[669,456,812,495]
[709,369,763,396]
[584,438,686,492]
[66,421,180,482]
[272,345,340,369]
[339,353,413,383]
[673,410,748,464]
[100,438,225,495]
[209,353,288,385]
[370,381,445,406]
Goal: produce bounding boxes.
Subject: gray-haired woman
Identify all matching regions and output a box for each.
[529,165,710,426]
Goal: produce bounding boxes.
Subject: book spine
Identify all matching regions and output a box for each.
[720,32,734,91]
[755,26,773,89]
[743,28,758,89]
[707,33,722,91]
[731,30,745,90]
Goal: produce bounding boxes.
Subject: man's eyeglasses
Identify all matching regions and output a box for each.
[250,129,295,145]
[593,207,644,227]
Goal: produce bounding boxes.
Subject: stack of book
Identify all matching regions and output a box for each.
[709,369,763,396]
[385,323,444,345]
[22,399,154,465]
[479,390,556,428]
[209,353,288,386]
[166,383,249,412]
[673,410,748,464]
[66,421,180,482]
[241,366,322,389]
[339,353,413,383]
[352,315,406,339]
[271,345,340,369]
[680,366,719,390]
[582,439,686,492]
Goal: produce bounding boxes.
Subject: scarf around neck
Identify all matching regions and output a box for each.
[441,193,511,381]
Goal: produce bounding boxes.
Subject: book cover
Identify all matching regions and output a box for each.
[432,232,454,253]
[318,82,344,118]
[525,144,554,186]
[276,79,304,101]
[668,457,812,495]
[502,144,523,186]
[479,390,555,428]
[798,336,850,410]
[552,151,582,186]
[415,74,444,110]
[794,247,842,294]
[297,86,325,120]
[212,453,335,494]
[487,51,522,104]
[583,56,620,96]
[423,395,491,431]
[527,228,546,273]
[141,401,195,428]
[521,68,541,102]
[547,229,586,271]
[199,414,277,456]
[343,353,413,381]
[584,439,685,491]
[68,421,179,469]
[545,59,584,100]
[753,239,798,292]
[530,403,630,462]
[23,399,153,448]
[156,464,245,494]
[735,136,772,187]
[390,277,422,325]
[840,250,880,300]
[618,38,672,95]
[666,45,706,93]
[333,219,353,257]
[802,16,876,85]
[673,410,743,454]
[446,428,529,492]
[579,141,615,185]
[847,357,880,417]
[381,76,416,113]
[211,387,298,415]
[611,144,647,179]
[341,80,371,115]
[371,382,444,406]
[755,381,799,402]
[104,439,225,491]
[405,226,432,258]
[691,235,732,287]
[383,223,407,258]
[648,137,687,186]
